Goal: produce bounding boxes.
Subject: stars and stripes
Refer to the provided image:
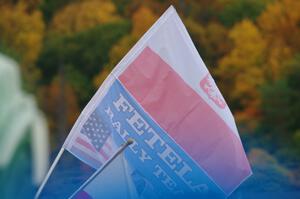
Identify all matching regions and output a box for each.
[81,112,111,151]
[70,111,117,169]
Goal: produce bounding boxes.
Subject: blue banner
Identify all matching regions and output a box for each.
[93,79,226,199]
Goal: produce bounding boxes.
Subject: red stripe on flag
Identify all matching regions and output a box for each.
[119,46,251,194]
[98,147,109,161]
[74,135,114,167]
[104,137,113,151]
[76,137,97,152]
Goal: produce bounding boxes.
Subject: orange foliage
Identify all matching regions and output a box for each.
[0,2,45,66]
[258,0,300,80]
[132,6,157,36]
[217,20,266,126]
[38,77,80,134]
[50,0,121,35]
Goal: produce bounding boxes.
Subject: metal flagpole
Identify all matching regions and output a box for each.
[68,138,134,199]
[34,147,65,199]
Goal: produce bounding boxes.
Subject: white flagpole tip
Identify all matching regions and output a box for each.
[126,138,134,145]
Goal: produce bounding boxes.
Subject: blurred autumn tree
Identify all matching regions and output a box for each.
[37,21,130,142]
[0,0,300,179]
[258,0,300,81]
[94,6,157,86]
[261,55,300,143]
[40,0,72,23]
[219,0,272,27]
[0,1,44,90]
[185,19,231,68]
[38,21,130,103]
[216,19,266,127]
[49,0,121,35]
[34,0,130,141]
[38,76,81,145]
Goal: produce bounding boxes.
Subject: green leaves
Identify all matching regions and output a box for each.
[219,0,271,27]
[260,54,300,146]
[37,21,130,103]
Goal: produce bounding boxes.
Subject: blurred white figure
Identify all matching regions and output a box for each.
[0,53,49,193]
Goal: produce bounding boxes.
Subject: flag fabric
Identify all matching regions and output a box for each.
[64,5,252,198]
[69,111,117,168]
[73,153,138,199]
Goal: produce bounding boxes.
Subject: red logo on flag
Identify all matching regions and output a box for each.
[200,74,227,109]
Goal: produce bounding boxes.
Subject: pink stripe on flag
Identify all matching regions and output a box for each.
[119,46,251,194]
[104,137,113,152]
[76,137,97,152]
[98,148,109,161]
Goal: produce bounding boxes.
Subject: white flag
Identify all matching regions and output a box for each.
[60,5,251,198]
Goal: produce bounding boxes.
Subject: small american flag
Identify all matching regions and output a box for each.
[70,111,117,169]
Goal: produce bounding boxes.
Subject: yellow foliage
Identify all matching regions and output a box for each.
[0,2,45,66]
[226,20,266,66]
[50,0,121,34]
[217,20,266,125]
[93,6,157,88]
[132,6,157,36]
[110,6,156,63]
[258,0,300,80]
[0,0,41,9]
[259,0,300,43]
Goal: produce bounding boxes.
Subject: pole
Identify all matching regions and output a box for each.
[68,138,134,199]
[35,147,65,199]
